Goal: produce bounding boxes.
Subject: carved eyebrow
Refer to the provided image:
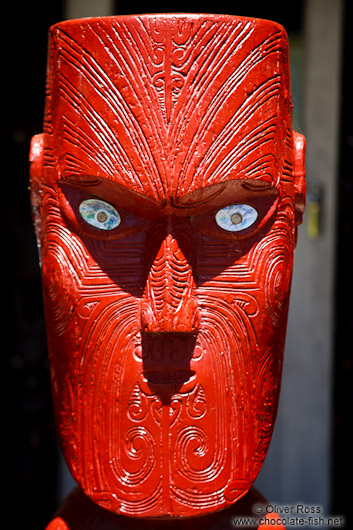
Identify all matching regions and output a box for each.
[60,174,102,187]
[59,175,165,211]
[242,180,275,191]
[174,178,278,210]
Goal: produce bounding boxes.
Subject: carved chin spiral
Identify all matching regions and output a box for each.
[174,426,211,481]
[122,427,156,485]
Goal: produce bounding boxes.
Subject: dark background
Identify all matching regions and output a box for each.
[3,1,351,528]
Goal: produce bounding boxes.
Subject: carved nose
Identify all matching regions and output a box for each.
[141,225,200,334]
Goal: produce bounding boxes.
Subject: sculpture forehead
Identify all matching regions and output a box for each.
[45,14,292,200]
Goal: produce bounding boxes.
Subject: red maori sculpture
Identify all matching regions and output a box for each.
[29,13,305,529]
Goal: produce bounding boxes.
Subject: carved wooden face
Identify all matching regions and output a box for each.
[30,14,305,519]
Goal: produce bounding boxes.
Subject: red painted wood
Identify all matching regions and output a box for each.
[45,486,285,529]
[29,13,305,525]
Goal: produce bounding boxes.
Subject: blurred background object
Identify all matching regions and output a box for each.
[4,0,352,528]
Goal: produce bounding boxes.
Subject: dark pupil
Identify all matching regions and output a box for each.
[97,211,108,223]
[230,212,242,225]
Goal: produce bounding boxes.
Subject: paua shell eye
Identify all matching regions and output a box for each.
[79,199,121,230]
[215,204,258,232]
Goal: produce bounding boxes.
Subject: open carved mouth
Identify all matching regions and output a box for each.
[143,369,195,385]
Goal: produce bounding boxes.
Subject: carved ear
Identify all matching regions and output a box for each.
[29,133,44,243]
[293,131,306,226]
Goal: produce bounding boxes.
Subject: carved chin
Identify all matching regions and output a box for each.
[53,299,284,518]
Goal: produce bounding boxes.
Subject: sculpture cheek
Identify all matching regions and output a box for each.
[42,238,77,337]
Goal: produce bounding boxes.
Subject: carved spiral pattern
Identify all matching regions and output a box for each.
[265,250,291,326]
[127,384,148,422]
[43,249,74,336]
[123,427,155,484]
[174,426,210,480]
[41,196,81,336]
[186,385,206,419]
[254,214,294,326]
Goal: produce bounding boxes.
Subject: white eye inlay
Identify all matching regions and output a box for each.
[215,204,258,232]
[79,199,121,230]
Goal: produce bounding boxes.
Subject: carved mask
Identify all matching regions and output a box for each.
[30,14,305,519]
